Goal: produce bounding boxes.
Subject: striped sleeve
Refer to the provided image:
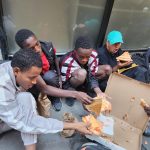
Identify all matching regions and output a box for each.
[61,57,74,82]
[61,56,81,82]
[88,50,99,74]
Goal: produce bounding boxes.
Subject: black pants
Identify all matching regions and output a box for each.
[122,66,146,83]
[42,70,59,87]
[63,79,96,98]
[98,76,109,92]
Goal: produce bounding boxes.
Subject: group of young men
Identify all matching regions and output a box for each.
[0,29,150,150]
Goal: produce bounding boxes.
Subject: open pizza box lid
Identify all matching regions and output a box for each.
[86,72,150,150]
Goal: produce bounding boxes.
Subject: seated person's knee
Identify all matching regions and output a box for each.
[75,68,87,82]
[70,69,87,86]
[104,65,112,75]
[42,70,59,87]
[97,65,112,79]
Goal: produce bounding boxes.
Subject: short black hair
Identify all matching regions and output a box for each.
[11,48,42,72]
[75,36,92,50]
[15,29,35,48]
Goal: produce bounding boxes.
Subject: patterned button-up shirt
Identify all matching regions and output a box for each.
[60,49,99,89]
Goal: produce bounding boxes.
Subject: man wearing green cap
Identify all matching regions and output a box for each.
[96,30,146,91]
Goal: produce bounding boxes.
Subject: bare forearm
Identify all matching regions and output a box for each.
[36,75,77,98]
[93,87,102,95]
[63,122,78,130]
[63,122,92,135]
[42,85,77,98]
[25,144,36,150]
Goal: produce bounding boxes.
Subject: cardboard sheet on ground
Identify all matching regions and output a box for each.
[86,73,150,150]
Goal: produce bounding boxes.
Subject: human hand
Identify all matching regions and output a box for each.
[96,92,111,100]
[74,91,93,104]
[74,122,92,135]
[95,72,106,79]
[117,60,132,68]
[97,92,106,98]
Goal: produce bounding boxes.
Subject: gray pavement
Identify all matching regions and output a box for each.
[0,99,150,150]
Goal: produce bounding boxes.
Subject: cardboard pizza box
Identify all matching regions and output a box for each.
[106,72,150,150]
[86,73,150,150]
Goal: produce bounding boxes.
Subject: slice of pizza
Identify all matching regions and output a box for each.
[84,98,102,116]
[116,51,132,62]
[84,96,111,116]
[94,96,112,112]
[82,114,103,135]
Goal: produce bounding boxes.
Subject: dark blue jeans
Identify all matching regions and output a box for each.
[42,70,60,101]
[42,70,59,87]
[122,66,146,83]
[98,66,146,92]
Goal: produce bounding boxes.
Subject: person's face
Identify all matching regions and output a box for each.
[106,41,121,54]
[75,48,92,65]
[23,36,42,54]
[13,66,42,90]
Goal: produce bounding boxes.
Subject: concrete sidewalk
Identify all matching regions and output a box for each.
[0,100,149,150]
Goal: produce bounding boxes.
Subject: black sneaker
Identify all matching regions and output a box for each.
[65,97,75,107]
[51,97,62,111]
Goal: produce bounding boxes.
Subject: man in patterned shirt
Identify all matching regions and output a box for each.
[60,36,106,106]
